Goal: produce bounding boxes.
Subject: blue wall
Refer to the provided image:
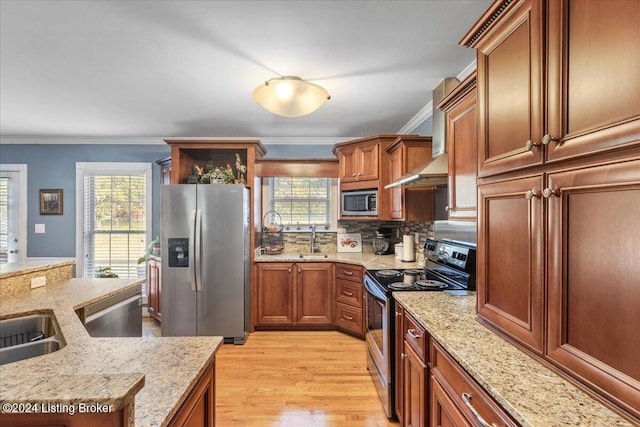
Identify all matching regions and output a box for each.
[0,144,170,258]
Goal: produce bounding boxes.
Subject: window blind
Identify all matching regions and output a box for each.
[0,177,8,264]
[269,177,331,226]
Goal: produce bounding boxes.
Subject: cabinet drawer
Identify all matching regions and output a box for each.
[335,263,363,282]
[335,302,363,336]
[404,311,428,362]
[431,340,517,427]
[335,279,363,308]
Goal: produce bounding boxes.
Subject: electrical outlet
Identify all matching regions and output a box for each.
[31,276,47,289]
[415,232,420,243]
[395,228,400,238]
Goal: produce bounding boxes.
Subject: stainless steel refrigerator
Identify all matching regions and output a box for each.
[160,184,250,344]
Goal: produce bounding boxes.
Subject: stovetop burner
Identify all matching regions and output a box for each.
[375,269,402,278]
[415,279,447,289]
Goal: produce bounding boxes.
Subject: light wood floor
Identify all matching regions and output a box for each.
[142,319,399,426]
[216,331,399,427]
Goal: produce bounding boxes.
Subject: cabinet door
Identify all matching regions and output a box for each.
[430,376,471,427]
[476,0,544,177]
[546,158,640,419]
[256,263,294,326]
[447,87,477,221]
[338,146,359,183]
[403,341,427,427]
[388,147,404,220]
[358,143,380,181]
[295,263,334,325]
[546,0,640,163]
[394,305,405,424]
[477,175,545,354]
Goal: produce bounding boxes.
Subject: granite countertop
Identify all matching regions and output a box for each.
[394,292,631,427]
[0,258,75,279]
[255,252,423,270]
[0,278,223,427]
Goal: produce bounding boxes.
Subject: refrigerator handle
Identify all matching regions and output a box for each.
[195,209,203,291]
[189,209,197,291]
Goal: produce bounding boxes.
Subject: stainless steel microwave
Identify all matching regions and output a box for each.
[341,189,377,216]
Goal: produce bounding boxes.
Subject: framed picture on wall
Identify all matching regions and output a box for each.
[40,189,63,215]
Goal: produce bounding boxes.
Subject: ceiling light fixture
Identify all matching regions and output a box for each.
[252,76,330,117]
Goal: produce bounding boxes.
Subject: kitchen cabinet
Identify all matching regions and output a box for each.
[436,73,477,221]
[465,0,640,178]
[401,311,429,427]
[384,136,436,222]
[430,340,517,427]
[168,359,215,427]
[334,263,364,338]
[477,174,545,354]
[146,257,161,322]
[256,262,334,329]
[336,140,380,184]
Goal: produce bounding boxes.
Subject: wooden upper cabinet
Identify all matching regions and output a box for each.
[477,174,545,355]
[156,156,172,185]
[164,139,266,186]
[437,73,478,221]
[467,0,544,177]
[336,140,380,183]
[546,0,640,163]
[464,0,639,177]
[546,158,640,419]
[383,136,435,221]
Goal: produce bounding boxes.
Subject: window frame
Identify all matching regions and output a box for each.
[75,162,152,278]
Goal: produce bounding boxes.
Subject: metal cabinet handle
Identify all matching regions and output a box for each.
[288,268,291,273]
[343,315,354,321]
[395,311,402,317]
[401,353,407,360]
[351,173,356,177]
[407,329,422,339]
[343,270,353,276]
[444,205,450,212]
[343,291,354,296]
[461,393,497,427]
[524,188,541,200]
[298,268,301,274]
[542,188,559,198]
[542,134,558,145]
[525,139,541,151]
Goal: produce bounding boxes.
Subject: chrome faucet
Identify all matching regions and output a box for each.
[310,224,316,253]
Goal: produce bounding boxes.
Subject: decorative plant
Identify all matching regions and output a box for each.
[96,266,119,278]
[137,236,160,264]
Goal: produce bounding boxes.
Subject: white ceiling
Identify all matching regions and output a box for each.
[0,0,490,145]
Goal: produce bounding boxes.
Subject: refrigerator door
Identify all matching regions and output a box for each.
[196,185,249,342]
[161,185,198,336]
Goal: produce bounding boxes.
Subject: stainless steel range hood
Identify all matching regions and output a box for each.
[384,153,449,188]
[385,77,458,189]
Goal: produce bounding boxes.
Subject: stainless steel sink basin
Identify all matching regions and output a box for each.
[0,313,65,365]
[298,253,328,259]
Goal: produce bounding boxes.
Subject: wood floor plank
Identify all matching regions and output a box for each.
[215,331,400,427]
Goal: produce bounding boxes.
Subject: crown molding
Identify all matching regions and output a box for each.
[0,136,352,145]
[457,59,477,82]
[397,101,433,134]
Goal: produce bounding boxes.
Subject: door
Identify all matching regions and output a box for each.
[0,165,26,263]
[476,0,544,177]
[295,263,333,325]
[197,185,248,339]
[161,185,197,336]
[477,175,545,354]
[546,158,640,418]
[256,263,295,325]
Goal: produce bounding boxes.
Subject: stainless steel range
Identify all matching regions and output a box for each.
[364,239,476,419]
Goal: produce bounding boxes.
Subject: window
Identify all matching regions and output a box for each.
[0,165,26,264]
[268,177,333,228]
[76,163,151,278]
[0,177,8,264]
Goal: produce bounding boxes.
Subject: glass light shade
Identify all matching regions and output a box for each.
[252,76,330,117]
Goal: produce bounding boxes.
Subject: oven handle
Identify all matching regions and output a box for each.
[364,275,387,301]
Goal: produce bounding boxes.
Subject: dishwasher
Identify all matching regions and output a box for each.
[77,284,142,337]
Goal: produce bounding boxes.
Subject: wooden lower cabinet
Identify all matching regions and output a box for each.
[334,263,364,337]
[147,258,161,322]
[430,340,517,427]
[403,341,428,427]
[431,376,470,427]
[255,262,334,329]
[168,360,215,427]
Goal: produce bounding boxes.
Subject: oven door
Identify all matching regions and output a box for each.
[364,275,392,418]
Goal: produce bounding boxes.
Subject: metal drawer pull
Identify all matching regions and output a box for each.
[542,134,558,145]
[407,329,422,339]
[343,315,354,321]
[525,139,541,151]
[401,353,407,360]
[395,311,402,317]
[343,291,354,296]
[461,393,497,427]
[288,268,291,273]
[343,270,354,276]
[542,188,559,198]
[524,188,540,200]
[298,268,301,273]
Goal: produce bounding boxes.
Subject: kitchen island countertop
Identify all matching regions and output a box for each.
[0,277,222,427]
[394,292,632,427]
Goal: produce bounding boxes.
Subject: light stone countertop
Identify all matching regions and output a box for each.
[394,292,632,427]
[0,258,75,279]
[255,251,423,270]
[0,278,223,427]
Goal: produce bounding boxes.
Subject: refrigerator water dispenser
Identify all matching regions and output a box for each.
[168,238,189,267]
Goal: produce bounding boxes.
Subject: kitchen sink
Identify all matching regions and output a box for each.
[298,253,328,259]
[0,313,65,365]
